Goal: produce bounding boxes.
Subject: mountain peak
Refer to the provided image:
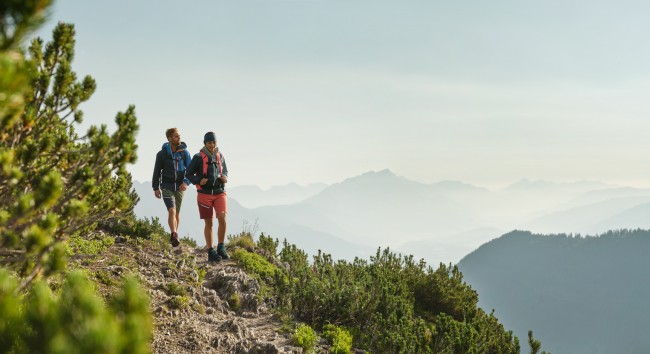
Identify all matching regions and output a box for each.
[359,169,397,178]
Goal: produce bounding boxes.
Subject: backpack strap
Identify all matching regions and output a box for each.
[200,151,209,177]
[184,150,192,170]
[215,151,222,175]
[197,150,223,191]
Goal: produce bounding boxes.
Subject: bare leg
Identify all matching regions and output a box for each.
[204,218,214,249]
[167,207,177,233]
[175,210,181,233]
[217,212,227,244]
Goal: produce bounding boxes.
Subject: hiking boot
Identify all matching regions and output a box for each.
[208,247,221,262]
[170,232,180,247]
[217,244,229,260]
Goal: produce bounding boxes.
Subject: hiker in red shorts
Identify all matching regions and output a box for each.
[186,132,229,262]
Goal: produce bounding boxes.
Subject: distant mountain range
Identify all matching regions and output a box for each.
[457,229,650,354]
[135,173,650,352]
[227,183,328,208]
[134,170,650,264]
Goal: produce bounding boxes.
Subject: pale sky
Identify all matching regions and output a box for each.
[38,0,650,189]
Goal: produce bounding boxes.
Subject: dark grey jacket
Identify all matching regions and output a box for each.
[152,142,192,191]
[187,147,228,195]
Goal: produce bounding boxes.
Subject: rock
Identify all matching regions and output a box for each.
[88,236,309,354]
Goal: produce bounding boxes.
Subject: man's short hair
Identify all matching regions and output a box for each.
[166,128,178,139]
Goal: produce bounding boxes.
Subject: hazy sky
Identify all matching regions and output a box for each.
[38,0,650,189]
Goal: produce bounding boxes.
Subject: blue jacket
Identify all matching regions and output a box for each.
[152,142,192,191]
[187,147,228,195]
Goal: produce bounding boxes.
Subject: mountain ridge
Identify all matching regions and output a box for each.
[458,229,650,354]
[138,171,650,265]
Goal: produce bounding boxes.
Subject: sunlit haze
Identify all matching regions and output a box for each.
[39,1,650,189]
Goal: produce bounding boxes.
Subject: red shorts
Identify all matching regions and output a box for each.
[197,192,227,219]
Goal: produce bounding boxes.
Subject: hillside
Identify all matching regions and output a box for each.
[458,229,650,354]
[84,234,304,353]
[55,218,546,354]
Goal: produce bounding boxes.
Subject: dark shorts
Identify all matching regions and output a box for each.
[162,189,184,211]
[197,192,227,219]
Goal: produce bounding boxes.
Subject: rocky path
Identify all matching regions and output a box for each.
[102,240,303,354]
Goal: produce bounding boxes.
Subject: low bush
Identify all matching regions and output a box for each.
[257,233,279,256]
[232,249,281,281]
[0,270,151,353]
[169,295,190,310]
[179,236,197,248]
[228,293,241,312]
[227,232,255,249]
[293,323,317,352]
[323,324,353,354]
[67,234,115,257]
[165,281,187,296]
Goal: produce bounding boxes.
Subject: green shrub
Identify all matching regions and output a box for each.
[196,268,207,282]
[1,15,140,288]
[228,232,255,249]
[228,293,241,312]
[293,323,318,352]
[94,269,114,285]
[0,269,151,354]
[323,324,353,354]
[99,216,166,241]
[169,295,190,310]
[233,249,281,280]
[272,244,526,354]
[67,234,115,257]
[191,302,206,314]
[165,281,187,296]
[180,236,197,247]
[257,233,279,256]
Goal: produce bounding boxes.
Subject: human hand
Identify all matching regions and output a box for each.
[154,189,161,199]
[180,182,188,191]
[200,178,208,186]
[219,175,228,184]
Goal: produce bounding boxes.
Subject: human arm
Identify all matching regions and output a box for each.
[152,151,163,192]
[186,154,204,186]
[182,150,192,187]
[219,153,228,183]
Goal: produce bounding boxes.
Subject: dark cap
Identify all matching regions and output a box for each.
[203,131,216,143]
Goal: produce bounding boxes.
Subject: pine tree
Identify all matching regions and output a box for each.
[1,12,139,290]
[0,4,152,353]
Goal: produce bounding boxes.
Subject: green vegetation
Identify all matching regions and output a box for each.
[227,232,256,249]
[164,281,187,297]
[322,324,353,354]
[179,235,197,248]
[457,229,650,354]
[232,248,282,281]
[257,233,279,256]
[191,302,206,314]
[0,4,548,354]
[0,4,151,353]
[98,217,166,241]
[0,270,151,354]
[168,295,190,310]
[67,234,115,257]
[94,269,115,285]
[236,237,544,354]
[292,323,318,353]
[228,293,241,312]
[1,3,139,290]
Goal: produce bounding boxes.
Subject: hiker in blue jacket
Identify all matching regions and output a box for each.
[152,128,192,247]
